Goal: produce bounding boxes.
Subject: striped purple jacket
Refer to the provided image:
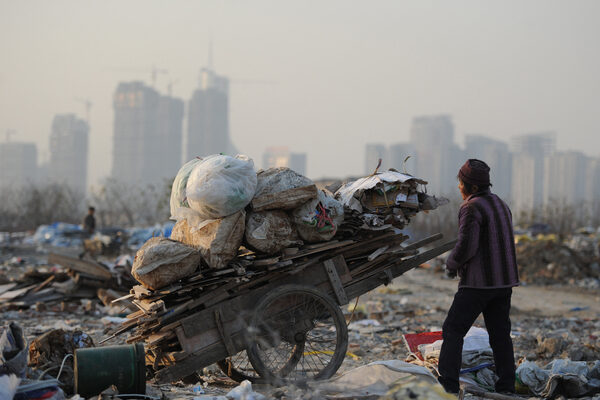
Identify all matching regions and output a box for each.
[446,189,519,289]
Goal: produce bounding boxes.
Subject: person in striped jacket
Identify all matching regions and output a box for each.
[438,159,520,395]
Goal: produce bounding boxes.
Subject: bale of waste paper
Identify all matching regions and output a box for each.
[185,154,257,221]
[293,190,344,243]
[245,210,303,254]
[132,237,201,290]
[171,210,245,269]
[251,167,318,212]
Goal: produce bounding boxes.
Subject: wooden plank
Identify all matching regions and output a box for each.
[48,253,112,280]
[324,257,348,305]
[281,240,355,261]
[344,239,456,300]
[31,275,55,293]
[155,333,246,384]
[401,233,444,251]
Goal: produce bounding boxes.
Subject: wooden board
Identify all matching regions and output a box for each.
[48,252,112,280]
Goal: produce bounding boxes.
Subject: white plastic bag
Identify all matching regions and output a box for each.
[187,154,257,220]
[170,157,203,223]
[292,190,344,243]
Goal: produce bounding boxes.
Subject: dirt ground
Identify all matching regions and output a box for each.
[4,260,599,399]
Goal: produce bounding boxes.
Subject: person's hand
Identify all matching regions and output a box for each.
[444,265,457,279]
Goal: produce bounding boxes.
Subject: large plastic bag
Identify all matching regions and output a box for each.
[292,190,344,243]
[132,237,201,289]
[245,210,303,254]
[251,167,318,211]
[171,210,245,269]
[186,155,257,220]
[170,157,203,224]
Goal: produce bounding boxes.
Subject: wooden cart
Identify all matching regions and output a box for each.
[113,232,456,385]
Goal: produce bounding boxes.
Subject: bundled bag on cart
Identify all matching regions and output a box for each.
[170,154,257,229]
[132,237,202,290]
[171,210,246,270]
[292,190,344,243]
[245,210,303,254]
[251,167,318,211]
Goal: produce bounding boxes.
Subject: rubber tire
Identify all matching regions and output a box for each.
[246,284,348,384]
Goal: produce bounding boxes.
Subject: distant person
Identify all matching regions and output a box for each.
[438,159,519,395]
[83,206,96,236]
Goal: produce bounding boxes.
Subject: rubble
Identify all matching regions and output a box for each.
[516,236,600,285]
[0,252,135,310]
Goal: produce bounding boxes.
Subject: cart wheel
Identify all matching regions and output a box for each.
[246,284,348,384]
[216,350,262,383]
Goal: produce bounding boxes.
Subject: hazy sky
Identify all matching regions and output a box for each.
[1,0,599,185]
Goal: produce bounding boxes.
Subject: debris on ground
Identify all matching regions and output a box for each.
[516,235,600,286]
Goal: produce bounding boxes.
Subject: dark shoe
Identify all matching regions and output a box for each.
[437,376,459,394]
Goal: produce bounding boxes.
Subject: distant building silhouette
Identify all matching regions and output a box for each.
[0,142,37,188]
[365,143,387,175]
[510,132,555,214]
[262,146,307,175]
[158,95,185,177]
[465,135,512,200]
[543,151,588,206]
[49,114,89,193]
[112,81,184,185]
[410,115,463,194]
[586,158,600,206]
[187,68,236,160]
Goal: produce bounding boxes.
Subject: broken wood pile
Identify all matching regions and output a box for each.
[0,253,135,309]
[108,229,450,383]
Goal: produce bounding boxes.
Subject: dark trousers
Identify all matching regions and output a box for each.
[438,287,515,393]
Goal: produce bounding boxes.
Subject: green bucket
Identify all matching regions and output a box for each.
[74,343,146,398]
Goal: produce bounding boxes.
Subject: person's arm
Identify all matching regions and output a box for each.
[446,203,481,272]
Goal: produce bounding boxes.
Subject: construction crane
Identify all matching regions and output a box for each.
[167,79,179,96]
[75,98,93,123]
[105,65,169,87]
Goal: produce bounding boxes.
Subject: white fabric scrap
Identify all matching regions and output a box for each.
[310,360,437,398]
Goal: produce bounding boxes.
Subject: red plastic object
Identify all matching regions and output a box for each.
[402,331,443,360]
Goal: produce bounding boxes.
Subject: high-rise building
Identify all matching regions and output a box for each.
[262,147,307,175]
[0,142,37,188]
[543,151,588,206]
[49,114,89,193]
[289,153,307,176]
[586,157,600,204]
[465,135,512,200]
[510,132,555,213]
[112,81,184,185]
[187,68,235,160]
[410,115,462,194]
[389,143,416,175]
[365,143,387,175]
[157,95,185,177]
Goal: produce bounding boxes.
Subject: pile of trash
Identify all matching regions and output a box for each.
[6,222,175,252]
[0,252,136,311]
[132,154,447,290]
[516,237,600,285]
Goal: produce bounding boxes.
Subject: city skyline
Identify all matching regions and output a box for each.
[1,1,599,186]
